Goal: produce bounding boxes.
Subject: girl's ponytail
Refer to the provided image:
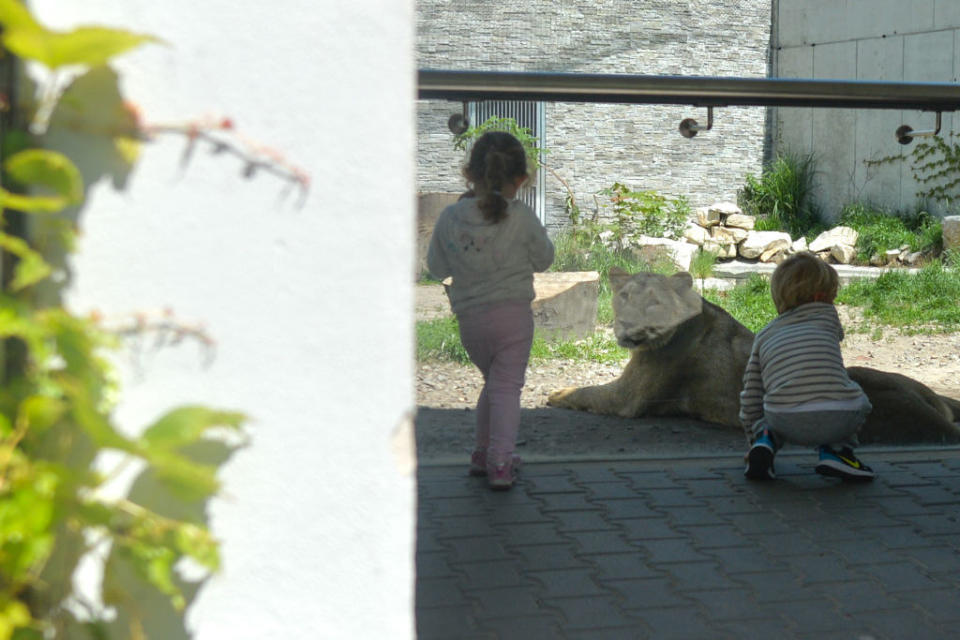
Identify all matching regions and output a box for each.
[462,131,529,224]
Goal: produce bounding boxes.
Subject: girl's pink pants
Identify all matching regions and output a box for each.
[457,300,534,465]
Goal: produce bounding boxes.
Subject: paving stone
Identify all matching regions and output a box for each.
[525,474,580,494]
[565,529,637,555]
[829,540,899,566]
[665,506,720,526]
[817,580,916,614]
[863,561,946,592]
[715,618,795,640]
[588,553,664,580]
[512,542,591,571]
[479,615,563,640]
[680,478,741,496]
[632,606,724,639]
[435,515,499,539]
[707,546,789,574]
[862,524,940,550]
[469,586,548,618]
[775,598,852,632]
[710,495,766,515]
[583,481,642,500]
[621,471,681,489]
[635,538,711,563]
[899,484,960,506]
[726,512,793,535]
[417,577,470,608]
[678,523,751,549]
[847,608,943,639]
[893,587,960,622]
[417,527,451,553]
[907,512,960,536]
[614,577,698,610]
[417,550,458,578]
[419,476,484,499]
[732,570,827,604]
[447,537,514,563]
[661,561,741,591]
[527,568,606,598]
[566,625,649,640]
[541,595,634,629]
[458,560,531,590]
[752,531,825,557]
[667,465,724,480]
[784,552,865,585]
[551,509,617,532]
[602,498,664,520]
[641,488,706,508]
[567,465,623,483]
[415,606,487,640]
[684,588,765,621]
[487,503,552,525]
[867,496,935,517]
[897,545,960,574]
[538,492,604,512]
[499,522,570,546]
[615,517,683,541]
[432,497,490,518]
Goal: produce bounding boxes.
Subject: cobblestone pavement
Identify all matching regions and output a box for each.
[416,448,960,639]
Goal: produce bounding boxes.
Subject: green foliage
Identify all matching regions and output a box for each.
[903,134,960,206]
[836,261,960,331]
[703,274,777,333]
[689,248,717,292]
[0,3,243,638]
[452,116,543,173]
[415,316,470,364]
[738,152,821,237]
[529,330,627,364]
[838,203,942,262]
[597,182,689,241]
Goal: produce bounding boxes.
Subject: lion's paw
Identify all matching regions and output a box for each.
[547,387,578,407]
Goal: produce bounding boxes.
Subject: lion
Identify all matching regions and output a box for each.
[547,267,960,445]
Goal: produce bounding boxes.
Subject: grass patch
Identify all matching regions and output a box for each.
[836,261,960,332]
[702,273,777,333]
[837,203,941,262]
[416,316,470,364]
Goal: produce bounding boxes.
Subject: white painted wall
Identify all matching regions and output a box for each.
[774,0,960,219]
[29,1,416,638]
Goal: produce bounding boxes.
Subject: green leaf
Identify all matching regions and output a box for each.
[0,233,52,291]
[0,188,72,214]
[0,0,40,32]
[19,395,65,433]
[140,406,245,452]
[3,25,161,70]
[4,149,83,208]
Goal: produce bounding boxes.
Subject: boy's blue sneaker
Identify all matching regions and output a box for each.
[744,431,776,481]
[815,445,875,481]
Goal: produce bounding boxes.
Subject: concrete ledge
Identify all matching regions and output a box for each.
[532,271,600,341]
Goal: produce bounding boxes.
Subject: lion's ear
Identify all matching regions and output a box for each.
[670,271,694,291]
[608,266,630,293]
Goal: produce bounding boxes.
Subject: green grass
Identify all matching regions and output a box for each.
[837,261,960,332]
[738,152,822,237]
[838,203,942,262]
[416,315,470,364]
[703,273,777,333]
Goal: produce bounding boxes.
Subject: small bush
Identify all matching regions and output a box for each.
[738,153,821,237]
[838,203,942,262]
[597,183,689,241]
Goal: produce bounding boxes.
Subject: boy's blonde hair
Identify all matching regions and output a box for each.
[770,252,839,313]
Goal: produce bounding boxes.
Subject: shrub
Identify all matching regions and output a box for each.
[838,203,942,261]
[597,183,689,241]
[738,153,821,237]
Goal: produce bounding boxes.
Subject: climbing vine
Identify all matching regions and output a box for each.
[0,2,250,638]
[864,133,960,207]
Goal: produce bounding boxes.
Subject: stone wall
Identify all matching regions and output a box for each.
[772,0,960,220]
[417,0,772,231]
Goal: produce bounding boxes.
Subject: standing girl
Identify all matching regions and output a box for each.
[427,131,554,490]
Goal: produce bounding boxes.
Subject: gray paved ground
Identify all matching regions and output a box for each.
[416,447,960,639]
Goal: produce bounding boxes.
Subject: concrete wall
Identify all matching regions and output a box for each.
[32,1,416,638]
[773,0,960,220]
[417,0,773,231]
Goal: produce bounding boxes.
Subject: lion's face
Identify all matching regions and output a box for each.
[609,268,703,351]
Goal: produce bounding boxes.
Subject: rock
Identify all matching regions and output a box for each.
[791,237,808,253]
[695,206,721,227]
[944,216,960,250]
[708,201,742,218]
[683,223,709,245]
[759,245,786,263]
[702,239,738,259]
[903,251,923,265]
[885,249,901,262]
[809,226,858,252]
[725,213,756,230]
[532,271,600,341]
[629,236,698,271]
[739,230,792,259]
[830,244,857,264]
[711,225,748,244]
[870,253,887,266]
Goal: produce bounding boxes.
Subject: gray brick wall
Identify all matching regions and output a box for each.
[417,0,773,230]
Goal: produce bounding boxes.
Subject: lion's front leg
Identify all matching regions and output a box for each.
[547,379,640,417]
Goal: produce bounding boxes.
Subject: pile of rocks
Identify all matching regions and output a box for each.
[619,201,930,272]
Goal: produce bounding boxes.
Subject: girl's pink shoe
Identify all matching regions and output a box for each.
[469,450,487,476]
[487,456,521,491]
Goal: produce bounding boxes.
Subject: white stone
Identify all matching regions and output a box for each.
[791,237,808,253]
[869,253,887,266]
[630,236,698,271]
[683,223,709,245]
[708,201,742,218]
[702,239,738,259]
[809,226,859,252]
[695,206,721,227]
[831,244,857,264]
[759,245,786,263]
[711,225,748,244]
[739,230,793,259]
[724,213,756,230]
[943,216,960,250]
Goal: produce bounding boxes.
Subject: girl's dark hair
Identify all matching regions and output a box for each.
[462,131,529,223]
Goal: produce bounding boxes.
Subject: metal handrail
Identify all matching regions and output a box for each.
[418,69,960,111]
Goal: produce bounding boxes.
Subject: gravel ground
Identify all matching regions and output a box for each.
[415,283,960,463]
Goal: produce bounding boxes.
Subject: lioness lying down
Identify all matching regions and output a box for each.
[547,268,960,445]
